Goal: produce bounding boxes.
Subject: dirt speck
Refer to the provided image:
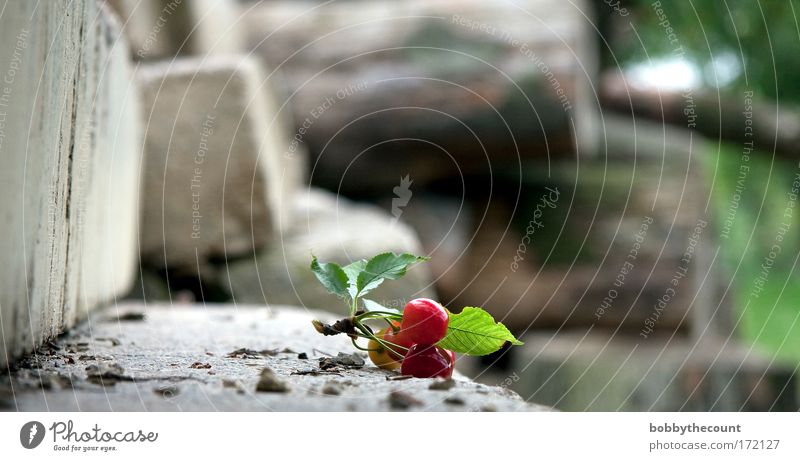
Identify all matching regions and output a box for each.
[108,311,145,322]
[86,363,130,385]
[97,337,121,346]
[65,343,89,353]
[227,347,282,359]
[189,362,211,369]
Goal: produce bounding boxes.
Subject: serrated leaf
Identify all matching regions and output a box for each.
[310,256,350,299]
[342,259,367,298]
[355,253,427,298]
[362,299,401,315]
[436,307,523,356]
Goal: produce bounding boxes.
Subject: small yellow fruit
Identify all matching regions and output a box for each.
[368,328,402,370]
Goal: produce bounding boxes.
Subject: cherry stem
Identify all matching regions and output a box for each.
[356,311,402,320]
[352,318,409,355]
[351,337,380,352]
[349,297,358,317]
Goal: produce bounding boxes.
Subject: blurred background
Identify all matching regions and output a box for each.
[120,0,800,410]
[3,0,800,411]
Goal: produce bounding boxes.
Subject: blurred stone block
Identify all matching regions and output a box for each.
[224,188,436,311]
[503,332,797,411]
[0,1,141,368]
[137,54,298,269]
[106,0,244,60]
[239,0,599,193]
[402,116,715,333]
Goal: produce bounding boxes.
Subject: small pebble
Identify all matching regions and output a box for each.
[319,352,365,370]
[388,390,422,409]
[321,382,342,396]
[429,378,456,390]
[154,385,179,398]
[255,367,289,393]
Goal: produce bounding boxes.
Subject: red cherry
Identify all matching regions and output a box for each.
[400,344,454,378]
[382,321,414,360]
[400,298,449,345]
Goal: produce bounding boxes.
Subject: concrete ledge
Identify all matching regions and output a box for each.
[1,303,550,412]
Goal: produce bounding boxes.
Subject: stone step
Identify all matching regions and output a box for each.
[0,0,140,369]
[1,303,549,411]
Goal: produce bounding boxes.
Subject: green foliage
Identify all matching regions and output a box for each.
[362,299,401,315]
[614,1,800,103]
[310,256,350,299]
[704,142,800,363]
[355,253,428,300]
[437,307,523,356]
[310,252,427,315]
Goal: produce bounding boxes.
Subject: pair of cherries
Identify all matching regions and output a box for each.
[368,298,453,378]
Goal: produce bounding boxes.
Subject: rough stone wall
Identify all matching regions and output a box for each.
[0,1,141,368]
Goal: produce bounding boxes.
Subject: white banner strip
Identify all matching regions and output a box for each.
[1,412,798,460]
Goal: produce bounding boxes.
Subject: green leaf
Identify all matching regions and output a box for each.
[362,299,401,315]
[436,307,523,356]
[310,256,350,299]
[355,253,427,298]
[342,259,367,298]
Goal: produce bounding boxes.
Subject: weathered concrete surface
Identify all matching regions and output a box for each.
[482,331,797,411]
[0,303,549,411]
[0,1,141,369]
[223,188,437,310]
[137,54,298,269]
[240,0,599,193]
